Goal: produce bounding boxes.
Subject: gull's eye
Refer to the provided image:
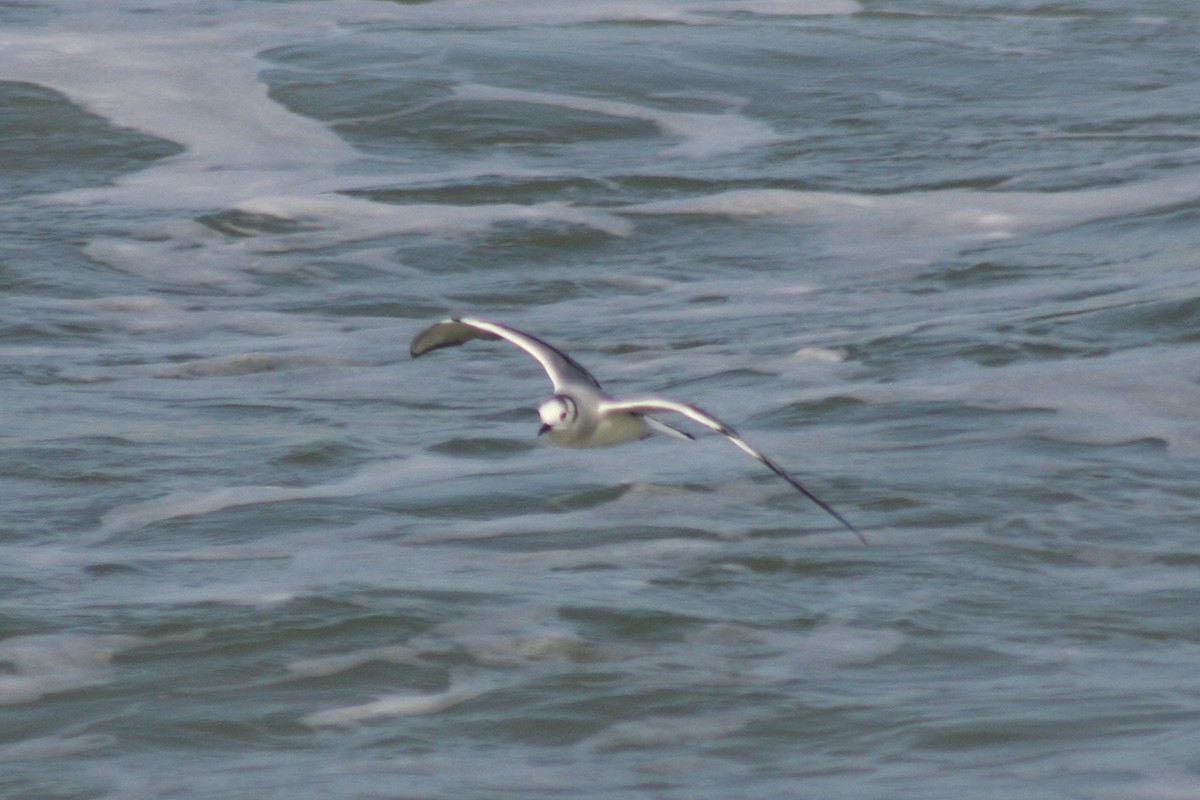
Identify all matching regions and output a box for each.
[560,411,568,421]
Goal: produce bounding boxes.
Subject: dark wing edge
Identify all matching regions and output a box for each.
[409,318,500,358]
[410,316,603,391]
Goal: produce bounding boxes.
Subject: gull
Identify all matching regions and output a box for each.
[410,316,865,544]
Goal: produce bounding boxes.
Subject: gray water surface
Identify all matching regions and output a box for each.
[3,1,1200,797]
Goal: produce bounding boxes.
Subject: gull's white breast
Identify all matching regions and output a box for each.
[549,409,648,448]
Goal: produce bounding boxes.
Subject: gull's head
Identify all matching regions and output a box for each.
[537,394,577,437]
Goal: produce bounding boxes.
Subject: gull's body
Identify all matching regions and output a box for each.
[410,316,865,544]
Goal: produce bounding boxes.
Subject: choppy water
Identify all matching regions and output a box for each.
[3,1,1200,797]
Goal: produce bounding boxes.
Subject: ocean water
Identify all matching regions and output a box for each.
[3,0,1200,797]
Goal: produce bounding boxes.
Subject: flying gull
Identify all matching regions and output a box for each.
[411,316,865,544]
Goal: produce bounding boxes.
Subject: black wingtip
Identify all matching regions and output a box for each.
[845,520,870,547]
[409,317,477,359]
[806,491,867,546]
[757,456,867,546]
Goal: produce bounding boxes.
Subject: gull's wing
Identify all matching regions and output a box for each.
[410,317,603,392]
[599,397,866,545]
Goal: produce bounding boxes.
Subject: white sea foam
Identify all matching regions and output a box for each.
[0,633,143,706]
[716,0,861,14]
[0,0,793,226]
[285,646,427,680]
[85,296,175,314]
[588,712,753,750]
[386,0,705,27]
[26,299,357,380]
[688,622,904,680]
[6,0,683,299]
[839,337,1200,473]
[423,598,596,666]
[626,188,875,218]
[0,4,376,209]
[977,349,1200,452]
[789,623,906,667]
[301,678,488,727]
[0,732,115,762]
[793,346,847,363]
[466,634,588,667]
[452,83,782,159]
[99,457,459,534]
[158,352,357,379]
[83,197,630,289]
[624,173,1200,265]
[231,194,634,241]
[385,0,859,26]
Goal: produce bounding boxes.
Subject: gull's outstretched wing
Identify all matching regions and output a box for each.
[599,397,866,545]
[410,317,603,392]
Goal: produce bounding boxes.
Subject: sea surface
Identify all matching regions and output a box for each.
[3,1,1200,797]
